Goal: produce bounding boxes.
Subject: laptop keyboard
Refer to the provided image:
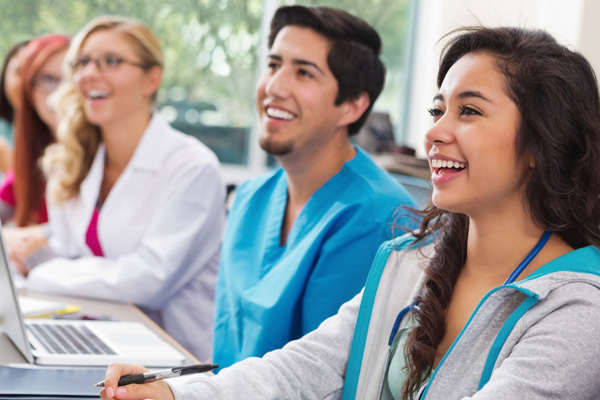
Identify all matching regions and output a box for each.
[26,323,116,355]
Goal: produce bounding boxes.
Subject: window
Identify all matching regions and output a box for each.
[296,0,417,147]
[0,0,262,167]
[0,0,416,181]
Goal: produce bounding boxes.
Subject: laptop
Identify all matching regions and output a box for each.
[0,227,186,367]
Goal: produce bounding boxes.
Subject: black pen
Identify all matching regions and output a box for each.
[94,363,218,387]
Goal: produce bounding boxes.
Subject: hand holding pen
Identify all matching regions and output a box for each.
[98,363,218,400]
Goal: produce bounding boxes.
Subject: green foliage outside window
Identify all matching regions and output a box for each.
[0,0,262,164]
[297,0,415,138]
[0,0,414,165]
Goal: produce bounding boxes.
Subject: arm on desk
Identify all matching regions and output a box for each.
[26,161,224,308]
[99,292,361,399]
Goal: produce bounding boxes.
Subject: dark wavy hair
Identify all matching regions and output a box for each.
[0,40,30,123]
[268,5,385,135]
[401,26,600,399]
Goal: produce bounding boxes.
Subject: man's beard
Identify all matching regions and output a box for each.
[259,136,294,156]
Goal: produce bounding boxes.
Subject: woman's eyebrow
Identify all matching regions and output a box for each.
[457,90,492,102]
[432,90,492,103]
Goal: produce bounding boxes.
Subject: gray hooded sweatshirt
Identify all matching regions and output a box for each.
[170,235,600,399]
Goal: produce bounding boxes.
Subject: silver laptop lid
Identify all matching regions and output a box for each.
[0,223,35,363]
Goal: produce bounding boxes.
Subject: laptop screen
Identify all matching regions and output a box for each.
[0,224,34,363]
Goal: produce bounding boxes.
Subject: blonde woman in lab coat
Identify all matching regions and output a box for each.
[15,16,225,362]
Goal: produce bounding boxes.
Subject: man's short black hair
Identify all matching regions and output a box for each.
[269,5,385,135]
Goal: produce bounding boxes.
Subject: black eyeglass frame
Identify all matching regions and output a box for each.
[70,55,148,73]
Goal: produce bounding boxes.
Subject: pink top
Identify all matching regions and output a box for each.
[0,169,48,223]
[85,207,104,257]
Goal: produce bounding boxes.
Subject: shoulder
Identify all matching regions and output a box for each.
[368,233,434,277]
[165,131,220,168]
[340,148,415,206]
[513,279,600,379]
[234,168,283,199]
[534,274,600,312]
[516,249,600,332]
[145,112,220,169]
[225,169,286,223]
[382,232,426,252]
[145,136,222,190]
[519,246,600,299]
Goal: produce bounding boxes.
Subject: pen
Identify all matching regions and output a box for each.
[94,363,218,387]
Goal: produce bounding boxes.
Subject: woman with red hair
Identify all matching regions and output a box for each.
[0,34,69,226]
[0,34,69,274]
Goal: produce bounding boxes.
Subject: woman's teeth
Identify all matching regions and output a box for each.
[431,159,466,169]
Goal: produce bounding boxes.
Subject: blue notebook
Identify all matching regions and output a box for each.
[0,365,105,397]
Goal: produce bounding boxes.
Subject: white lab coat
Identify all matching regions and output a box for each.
[27,113,225,361]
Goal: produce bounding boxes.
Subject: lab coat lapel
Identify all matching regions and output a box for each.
[124,113,168,173]
[97,112,167,214]
[95,114,168,251]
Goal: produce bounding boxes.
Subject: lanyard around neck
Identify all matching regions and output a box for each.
[388,230,552,345]
[503,230,551,285]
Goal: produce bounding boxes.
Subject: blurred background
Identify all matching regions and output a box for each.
[1,0,598,198]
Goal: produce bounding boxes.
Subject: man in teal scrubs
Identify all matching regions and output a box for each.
[213,5,417,369]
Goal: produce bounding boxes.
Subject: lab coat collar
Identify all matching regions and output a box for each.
[79,112,171,207]
[127,112,172,172]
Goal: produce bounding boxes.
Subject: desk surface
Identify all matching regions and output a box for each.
[1,291,199,365]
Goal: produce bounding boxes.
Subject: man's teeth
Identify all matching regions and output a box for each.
[431,159,466,169]
[266,108,294,120]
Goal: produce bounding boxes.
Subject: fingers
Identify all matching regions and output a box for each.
[102,363,148,393]
[101,381,174,400]
[8,244,30,276]
[100,364,174,400]
[9,251,28,276]
[13,259,28,276]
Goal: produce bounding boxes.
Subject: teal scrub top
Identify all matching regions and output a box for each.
[213,147,417,369]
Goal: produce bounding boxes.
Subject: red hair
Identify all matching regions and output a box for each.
[13,34,69,226]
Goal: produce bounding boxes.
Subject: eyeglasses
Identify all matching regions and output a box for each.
[70,55,147,73]
[32,74,61,93]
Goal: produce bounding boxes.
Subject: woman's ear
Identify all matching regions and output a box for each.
[143,66,163,97]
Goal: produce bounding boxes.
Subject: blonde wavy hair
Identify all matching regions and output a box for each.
[42,15,164,203]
